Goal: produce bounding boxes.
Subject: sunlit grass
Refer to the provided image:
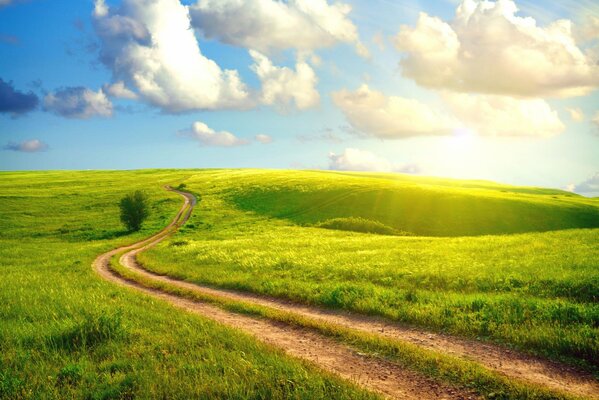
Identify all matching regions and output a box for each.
[140,169,599,370]
[110,253,575,400]
[0,170,377,399]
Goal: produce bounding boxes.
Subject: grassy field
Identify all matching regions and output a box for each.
[1,169,597,399]
[0,170,378,399]
[138,170,599,371]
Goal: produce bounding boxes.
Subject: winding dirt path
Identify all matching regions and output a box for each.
[94,188,474,400]
[94,187,599,400]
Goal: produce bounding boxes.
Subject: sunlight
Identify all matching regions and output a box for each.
[447,128,477,153]
[426,128,484,180]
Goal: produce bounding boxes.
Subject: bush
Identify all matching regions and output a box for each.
[316,217,413,236]
[119,191,149,232]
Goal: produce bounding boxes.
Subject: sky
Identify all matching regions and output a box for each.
[0,0,598,196]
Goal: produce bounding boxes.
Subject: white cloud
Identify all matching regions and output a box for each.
[189,0,365,56]
[181,121,248,147]
[355,42,370,58]
[93,0,108,17]
[442,93,565,137]
[328,148,420,173]
[593,111,599,133]
[564,183,576,193]
[93,0,250,113]
[250,50,320,110]
[43,87,112,119]
[566,107,585,122]
[255,134,273,144]
[394,0,599,97]
[570,173,599,196]
[3,139,48,152]
[576,15,599,42]
[331,85,454,139]
[103,81,138,100]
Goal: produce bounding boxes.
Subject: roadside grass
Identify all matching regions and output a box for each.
[0,170,378,400]
[139,170,599,371]
[109,256,578,400]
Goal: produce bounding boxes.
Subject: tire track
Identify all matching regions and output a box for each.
[96,187,598,399]
[93,187,475,400]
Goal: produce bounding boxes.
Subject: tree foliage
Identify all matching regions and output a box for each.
[119,190,149,232]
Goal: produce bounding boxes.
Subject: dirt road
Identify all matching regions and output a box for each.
[94,187,598,399]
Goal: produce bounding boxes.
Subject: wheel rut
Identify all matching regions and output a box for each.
[94,187,598,400]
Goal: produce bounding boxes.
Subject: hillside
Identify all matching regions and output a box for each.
[224,170,599,236]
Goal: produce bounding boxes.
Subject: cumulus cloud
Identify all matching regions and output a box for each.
[181,121,248,147]
[563,183,576,193]
[93,0,250,113]
[250,50,320,110]
[189,0,366,56]
[566,107,585,122]
[394,0,599,97]
[576,15,599,42]
[43,87,112,119]
[0,78,39,116]
[442,93,565,137]
[331,85,454,139]
[255,134,273,144]
[593,111,599,133]
[329,148,420,173]
[3,139,48,152]
[569,173,599,197]
[103,81,138,99]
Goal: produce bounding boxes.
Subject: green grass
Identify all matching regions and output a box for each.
[109,254,577,400]
[2,168,598,398]
[228,170,599,236]
[137,169,599,371]
[0,170,378,400]
[316,217,412,236]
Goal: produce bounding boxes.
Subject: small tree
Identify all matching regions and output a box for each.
[119,191,149,232]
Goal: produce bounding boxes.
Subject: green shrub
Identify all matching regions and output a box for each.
[316,217,412,236]
[119,191,149,232]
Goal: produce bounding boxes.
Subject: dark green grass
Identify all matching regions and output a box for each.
[316,217,412,236]
[139,169,599,371]
[0,170,378,400]
[228,170,599,236]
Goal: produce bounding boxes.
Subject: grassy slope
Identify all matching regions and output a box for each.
[0,170,377,400]
[139,169,599,370]
[229,170,599,236]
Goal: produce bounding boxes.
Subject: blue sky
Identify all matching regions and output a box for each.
[1,0,598,195]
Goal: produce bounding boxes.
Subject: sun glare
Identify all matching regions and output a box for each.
[448,128,477,153]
